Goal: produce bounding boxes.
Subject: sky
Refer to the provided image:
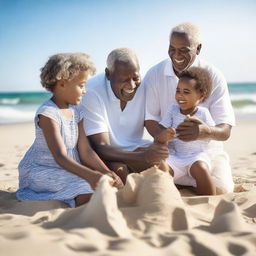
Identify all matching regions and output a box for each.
[0,0,256,92]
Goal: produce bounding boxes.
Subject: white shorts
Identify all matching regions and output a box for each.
[167,151,234,194]
[167,151,211,183]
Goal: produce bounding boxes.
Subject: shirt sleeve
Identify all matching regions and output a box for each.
[159,104,174,128]
[81,90,108,136]
[201,107,215,126]
[36,104,60,125]
[206,70,235,126]
[143,69,161,122]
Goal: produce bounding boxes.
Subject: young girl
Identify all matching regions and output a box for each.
[16,53,123,207]
[155,66,217,195]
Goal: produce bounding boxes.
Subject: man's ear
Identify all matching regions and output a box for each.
[105,68,110,80]
[196,44,202,55]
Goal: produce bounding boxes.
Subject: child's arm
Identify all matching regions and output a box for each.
[154,124,176,144]
[78,121,123,188]
[153,105,176,144]
[77,121,111,174]
[38,115,121,189]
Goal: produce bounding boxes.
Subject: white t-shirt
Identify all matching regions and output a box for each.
[160,104,215,156]
[143,57,235,126]
[81,73,152,151]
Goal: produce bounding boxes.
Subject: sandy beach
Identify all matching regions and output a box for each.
[0,120,255,255]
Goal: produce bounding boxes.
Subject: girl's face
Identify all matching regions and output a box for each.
[175,77,204,115]
[63,71,88,105]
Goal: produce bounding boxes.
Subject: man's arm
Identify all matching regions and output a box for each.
[88,132,169,166]
[176,116,232,141]
[145,120,164,138]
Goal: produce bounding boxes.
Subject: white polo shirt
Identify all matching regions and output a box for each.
[81,73,152,151]
[143,57,235,126]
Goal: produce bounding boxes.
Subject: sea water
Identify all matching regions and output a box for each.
[0,82,255,124]
[0,91,51,124]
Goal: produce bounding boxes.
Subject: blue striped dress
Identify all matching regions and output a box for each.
[16,100,93,207]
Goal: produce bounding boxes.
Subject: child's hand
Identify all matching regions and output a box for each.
[154,127,176,144]
[107,171,124,189]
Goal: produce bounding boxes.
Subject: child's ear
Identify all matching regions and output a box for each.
[199,92,205,102]
[56,79,65,88]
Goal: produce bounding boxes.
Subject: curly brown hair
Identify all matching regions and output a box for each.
[40,53,96,92]
[179,67,212,102]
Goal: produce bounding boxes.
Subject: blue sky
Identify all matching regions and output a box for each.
[0,0,255,92]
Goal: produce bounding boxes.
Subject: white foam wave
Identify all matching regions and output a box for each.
[233,105,256,114]
[0,98,20,105]
[230,93,256,102]
[0,106,37,124]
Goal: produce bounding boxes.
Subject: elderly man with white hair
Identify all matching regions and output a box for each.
[143,22,235,194]
[82,48,169,183]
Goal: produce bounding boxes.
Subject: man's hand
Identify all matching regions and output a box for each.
[176,115,212,142]
[143,143,169,165]
[154,127,176,144]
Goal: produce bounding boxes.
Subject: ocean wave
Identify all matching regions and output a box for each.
[0,92,51,106]
[0,105,37,124]
[233,104,256,114]
[0,98,20,105]
[231,100,256,108]
[230,93,256,103]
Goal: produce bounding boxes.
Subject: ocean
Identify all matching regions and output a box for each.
[0,82,255,124]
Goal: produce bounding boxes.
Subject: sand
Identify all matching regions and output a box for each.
[0,120,255,255]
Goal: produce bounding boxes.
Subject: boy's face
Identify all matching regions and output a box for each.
[175,77,204,115]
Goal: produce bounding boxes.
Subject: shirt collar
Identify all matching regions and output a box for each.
[164,58,176,77]
[105,76,119,102]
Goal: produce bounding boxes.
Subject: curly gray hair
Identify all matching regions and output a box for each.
[170,22,202,47]
[40,52,96,92]
[179,67,212,102]
[106,48,139,72]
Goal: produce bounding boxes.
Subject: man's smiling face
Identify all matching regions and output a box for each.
[106,60,141,103]
[168,32,201,76]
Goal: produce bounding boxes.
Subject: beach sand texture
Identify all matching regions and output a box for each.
[0,121,255,255]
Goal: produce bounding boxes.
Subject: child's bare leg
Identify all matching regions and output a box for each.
[107,161,129,184]
[158,160,174,176]
[75,193,93,206]
[190,161,216,195]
